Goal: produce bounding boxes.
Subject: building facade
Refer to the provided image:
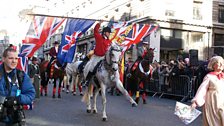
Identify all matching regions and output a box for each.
[39,0,224,62]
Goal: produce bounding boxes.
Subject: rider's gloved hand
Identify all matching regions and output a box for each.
[4,96,20,107]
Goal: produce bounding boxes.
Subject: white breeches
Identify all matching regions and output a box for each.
[83,55,104,78]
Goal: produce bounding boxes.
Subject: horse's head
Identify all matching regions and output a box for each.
[144,48,154,63]
[105,42,122,71]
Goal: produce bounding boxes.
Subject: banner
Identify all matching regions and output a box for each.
[57,19,95,65]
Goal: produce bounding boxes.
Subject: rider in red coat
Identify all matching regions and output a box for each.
[83,21,112,86]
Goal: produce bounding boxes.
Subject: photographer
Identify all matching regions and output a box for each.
[0,48,35,126]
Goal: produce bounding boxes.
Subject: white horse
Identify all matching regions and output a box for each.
[64,53,83,95]
[82,42,137,121]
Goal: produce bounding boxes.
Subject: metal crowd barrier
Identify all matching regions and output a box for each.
[148,75,192,102]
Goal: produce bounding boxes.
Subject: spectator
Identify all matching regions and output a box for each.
[191,56,224,126]
[28,57,40,83]
[0,47,35,125]
[8,44,17,51]
[28,57,40,98]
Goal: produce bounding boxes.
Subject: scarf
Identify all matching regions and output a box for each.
[209,71,224,80]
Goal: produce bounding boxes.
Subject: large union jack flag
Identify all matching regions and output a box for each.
[19,16,65,57]
[17,16,65,71]
[122,23,158,51]
[111,23,158,54]
[57,19,95,65]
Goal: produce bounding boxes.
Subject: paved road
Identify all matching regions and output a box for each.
[25,85,202,126]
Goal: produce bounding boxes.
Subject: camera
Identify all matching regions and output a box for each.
[0,96,6,112]
[0,96,26,125]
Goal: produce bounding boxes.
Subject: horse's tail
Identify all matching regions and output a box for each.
[81,86,90,103]
[82,84,94,103]
[81,91,88,103]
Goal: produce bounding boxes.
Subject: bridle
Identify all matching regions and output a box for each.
[105,44,122,71]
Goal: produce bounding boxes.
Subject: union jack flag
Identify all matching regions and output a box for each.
[123,23,158,50]
[17,56,28,73]
[20,16,65,57]
[17,16,65,71]
[57,19,95,65]
[110,21,132,42]
[112,23,158,54]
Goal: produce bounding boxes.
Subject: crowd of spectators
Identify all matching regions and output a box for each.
[125,56,210,97]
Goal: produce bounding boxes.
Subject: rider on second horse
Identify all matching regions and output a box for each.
[131,41,153,71]
[83,21,112,87]
[78,42,95,73]
[47,41,59,72]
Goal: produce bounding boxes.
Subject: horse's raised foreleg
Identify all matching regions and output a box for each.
[115,78,137,107]
[100,84,107,121]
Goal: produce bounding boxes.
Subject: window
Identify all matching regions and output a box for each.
[165,10,175,17]
[214,34,224,56]
[193,1,202,20]
[161,29,173,37]
[174,30,188,42]
[214,34,224,46]
[218,5,224,23]
[191,32,204,43]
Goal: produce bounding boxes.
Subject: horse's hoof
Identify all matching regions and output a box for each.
[80,92,83,96]
[45,93,47,96]
[86,109,91,113]
[102,117,107,121]
[52,95,55,98]
[92,110,97,114]
[58,95,61,98]
[132,103,137,107]
[40,93,43,96]
[66,90,69,94]
[73,92,76,96]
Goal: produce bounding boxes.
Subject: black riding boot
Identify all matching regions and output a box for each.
[78,56,89,73]
[83,71,94,87]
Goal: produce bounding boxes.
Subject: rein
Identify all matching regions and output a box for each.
[106,46,121,67]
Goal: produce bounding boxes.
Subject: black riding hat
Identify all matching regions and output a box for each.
[102,27,111,33]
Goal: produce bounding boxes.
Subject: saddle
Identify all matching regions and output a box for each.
[78,56,90,73]
[48,60,56,78]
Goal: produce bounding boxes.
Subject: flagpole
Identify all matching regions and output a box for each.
[27,13,118,23]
